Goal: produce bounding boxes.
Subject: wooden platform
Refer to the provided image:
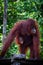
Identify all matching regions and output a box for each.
[0,58,43,65]
[0,58,11,65]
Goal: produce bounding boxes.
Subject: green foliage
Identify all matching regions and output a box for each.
[0,0,43,58]
[5,43,19,58]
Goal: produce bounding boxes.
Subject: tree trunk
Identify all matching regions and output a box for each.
[3,0,8,44]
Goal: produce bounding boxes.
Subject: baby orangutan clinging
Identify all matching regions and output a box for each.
[1,19,40,59]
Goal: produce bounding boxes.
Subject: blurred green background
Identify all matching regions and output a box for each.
[0,0,43,59]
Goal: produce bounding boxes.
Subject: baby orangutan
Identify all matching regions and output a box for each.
[0,19,40,59]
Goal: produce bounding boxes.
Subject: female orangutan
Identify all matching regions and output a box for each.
[0,19,40,59]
